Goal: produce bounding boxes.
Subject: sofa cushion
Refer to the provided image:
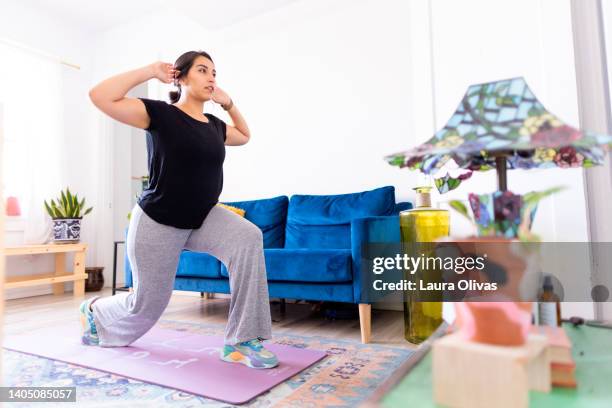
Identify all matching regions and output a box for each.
[216,202,246,217]
[176,251,221,278]
[220,248,352,283]
[222,195,289,248]
[285,186,397,249]
[395,202,413,213]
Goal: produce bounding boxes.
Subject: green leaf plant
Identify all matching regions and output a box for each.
[44,187,93,219]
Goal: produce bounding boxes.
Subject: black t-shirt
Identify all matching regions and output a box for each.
[137,98,227,229]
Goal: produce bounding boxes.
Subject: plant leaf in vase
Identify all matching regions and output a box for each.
[448,200,471,221]
[518,186,566,242]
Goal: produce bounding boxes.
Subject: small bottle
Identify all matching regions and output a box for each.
[401,186,450,344]
[538,275,561,327]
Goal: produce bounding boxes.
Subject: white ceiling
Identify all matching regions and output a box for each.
[18,0,301,34]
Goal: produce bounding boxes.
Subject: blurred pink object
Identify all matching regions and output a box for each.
[445,237,536,346]
[455,302,533,346]
[6,196,21,216]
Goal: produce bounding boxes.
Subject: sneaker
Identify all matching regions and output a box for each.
[220,337,279,369]
[79,296,100,346]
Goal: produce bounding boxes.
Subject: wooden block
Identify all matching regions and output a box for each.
[551,362,577,388]
[530,325,573,364]
[432,333,550,408]
[526,336,551,393]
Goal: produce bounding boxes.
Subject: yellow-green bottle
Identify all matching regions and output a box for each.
[401,186,449,344]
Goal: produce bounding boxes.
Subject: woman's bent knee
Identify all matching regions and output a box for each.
[241,222,263,245]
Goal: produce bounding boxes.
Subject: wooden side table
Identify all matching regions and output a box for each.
[5,243,88,297]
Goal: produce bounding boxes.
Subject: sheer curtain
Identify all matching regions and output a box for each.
[0,42,65,244]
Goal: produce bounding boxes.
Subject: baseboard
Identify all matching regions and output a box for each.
[6,286,57,300]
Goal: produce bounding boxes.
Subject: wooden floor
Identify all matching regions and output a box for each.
[3,288,417,350]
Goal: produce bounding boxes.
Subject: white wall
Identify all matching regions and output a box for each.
[426,0,589,243]
[426,0,593,319]
[0,1,98,299]
[112,84,147,284]
[188,0,589,243]
[207,0,419,203]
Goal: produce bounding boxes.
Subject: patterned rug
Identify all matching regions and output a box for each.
[2,319,414,407]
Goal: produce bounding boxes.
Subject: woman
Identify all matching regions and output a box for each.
[82,50,278,369]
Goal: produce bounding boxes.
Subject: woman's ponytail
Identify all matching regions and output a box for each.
[169,83,181,103]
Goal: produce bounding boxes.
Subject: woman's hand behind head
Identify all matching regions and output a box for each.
[150,61,178,84]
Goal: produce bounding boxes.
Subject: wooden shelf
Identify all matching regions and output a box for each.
[5,243,88,297]
[5,243,87,256]
[5,272,88,289]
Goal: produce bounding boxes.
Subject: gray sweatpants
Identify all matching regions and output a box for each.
[91,203,273,347]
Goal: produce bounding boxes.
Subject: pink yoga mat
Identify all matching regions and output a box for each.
[3,322,327,404]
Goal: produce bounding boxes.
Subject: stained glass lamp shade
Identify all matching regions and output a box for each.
[385,77,612,193]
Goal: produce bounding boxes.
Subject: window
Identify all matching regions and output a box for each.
[0,41,63,223]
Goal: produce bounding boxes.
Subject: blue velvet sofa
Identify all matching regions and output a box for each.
[125,185,412,342]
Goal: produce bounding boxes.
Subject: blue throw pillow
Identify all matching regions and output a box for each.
[222,195,289,248]
[285,186,397,249]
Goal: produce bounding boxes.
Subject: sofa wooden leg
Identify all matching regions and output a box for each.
[359,304,372,343]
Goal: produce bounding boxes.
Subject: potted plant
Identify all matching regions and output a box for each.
[44,187,93,244]
[442,187,563,346]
